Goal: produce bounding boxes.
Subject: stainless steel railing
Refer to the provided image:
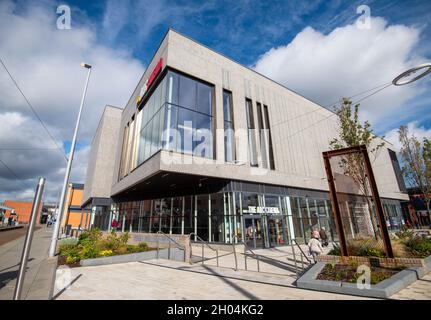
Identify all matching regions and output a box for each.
[232,235,260,272]
[188,233,219,267]
[291,239,311,276]
[156,231,186,261]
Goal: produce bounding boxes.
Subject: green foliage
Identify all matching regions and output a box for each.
[58,238,79,257]
[137,242,149,251]
[370,271,391,285]
[98,249,114,257]
[79,228,102,244]
[395,229,415,240]
[66,255,80,265]
[330,98,384,153]
[355,246,385,258]
[404,237,431,258]
[399,126,431,214]
[328,246,341,256]
[80,243,97,259]
[58,229,151,266]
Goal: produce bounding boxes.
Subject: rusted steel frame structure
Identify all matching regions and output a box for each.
[322,145,394,258]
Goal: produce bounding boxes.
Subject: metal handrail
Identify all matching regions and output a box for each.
[232,235,260,272]
[188,233,219,267]
[156,231,186,261]
[292,239,312,266]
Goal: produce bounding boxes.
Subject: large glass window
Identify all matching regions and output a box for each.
[163,71,214,159]
[263,105,275,170]
[137,76,167,165]
[256,103,267,168]
[245,99,258,167]
[120,70,214,175]
[223,90,235,162]
[196,195,209,241]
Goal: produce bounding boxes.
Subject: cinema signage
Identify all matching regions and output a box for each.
[242,206,280,214]
[136,58,164,105]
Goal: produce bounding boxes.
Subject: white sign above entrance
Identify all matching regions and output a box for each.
[243,206,280,214]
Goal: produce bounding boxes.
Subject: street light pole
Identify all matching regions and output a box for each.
[49,63,92,257]
[13,177,45,300]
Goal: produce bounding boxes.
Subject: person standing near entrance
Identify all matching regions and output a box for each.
[308,231,323,263]
[111,218,119,232]
[319,227,328,247]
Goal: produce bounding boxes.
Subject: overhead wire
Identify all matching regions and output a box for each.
[0,56,68,161]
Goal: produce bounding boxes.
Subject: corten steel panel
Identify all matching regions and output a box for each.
[323,145,394,258]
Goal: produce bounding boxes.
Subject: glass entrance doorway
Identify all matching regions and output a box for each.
[267,216,288,246]
[244,216,264,248]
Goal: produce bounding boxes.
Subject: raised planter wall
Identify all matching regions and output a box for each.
[317,254,425,268]
[297,255,431,298]
[80,247,186,267]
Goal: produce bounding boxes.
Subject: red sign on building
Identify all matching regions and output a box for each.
[146,58,164,89]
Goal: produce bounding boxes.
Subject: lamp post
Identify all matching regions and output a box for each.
[49,63,92,257]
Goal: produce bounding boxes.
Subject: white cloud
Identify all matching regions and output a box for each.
[254,17,429,132]
[0,1,145,201]
[384,121,431,151]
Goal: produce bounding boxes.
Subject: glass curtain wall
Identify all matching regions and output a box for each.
[118,70,215,181]
[98,194,403,246]
[163,71,214,159]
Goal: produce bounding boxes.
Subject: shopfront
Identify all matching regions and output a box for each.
[102,178,412,247]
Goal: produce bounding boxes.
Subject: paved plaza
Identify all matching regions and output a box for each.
[53,243,431,300]
[53,259,372,300]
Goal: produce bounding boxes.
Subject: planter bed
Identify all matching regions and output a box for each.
[317,254,426,268]
[297,254,431,299]
[58,247,185,268]
[317,263,404,285]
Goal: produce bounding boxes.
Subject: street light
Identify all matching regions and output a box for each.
[49,62,92,257]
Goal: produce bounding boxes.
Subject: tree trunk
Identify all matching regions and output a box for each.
[365,197,380,240]
[427,200,431,227]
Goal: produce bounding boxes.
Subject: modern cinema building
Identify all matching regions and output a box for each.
[82,29,409,248]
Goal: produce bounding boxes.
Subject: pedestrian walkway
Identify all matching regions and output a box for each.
[0,227,56,300]
[391,271,431,300]
[53,259,371,300]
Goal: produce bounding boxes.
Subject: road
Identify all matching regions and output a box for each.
[0,226,40,246]
[0,227,56,300]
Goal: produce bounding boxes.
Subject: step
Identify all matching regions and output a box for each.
[189,248,311,276]
[140,259,298,288]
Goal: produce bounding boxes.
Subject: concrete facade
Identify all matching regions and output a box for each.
[109,29,407,202]
[82,105,122,207]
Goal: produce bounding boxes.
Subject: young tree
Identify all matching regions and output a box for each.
[399,127,431,222]
[330,98,385,239]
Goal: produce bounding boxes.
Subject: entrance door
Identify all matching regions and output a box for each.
[267,216,287,246]
[243,217,264,248]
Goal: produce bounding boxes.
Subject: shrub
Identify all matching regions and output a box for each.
[80,243,97,259]
[395,229,414,240]
[116,245,128,255]
[328,246,341,256]
[79,228,102,245]
[59,237,79,247]
[356,246,385,258]
[98,249,114,257]
[404,237,431,258]
[370,271,391,285]
[137,242,149,252]
[119,232,130,245]
[66,255,80,265]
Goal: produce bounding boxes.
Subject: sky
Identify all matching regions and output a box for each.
[0,0,430,202]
